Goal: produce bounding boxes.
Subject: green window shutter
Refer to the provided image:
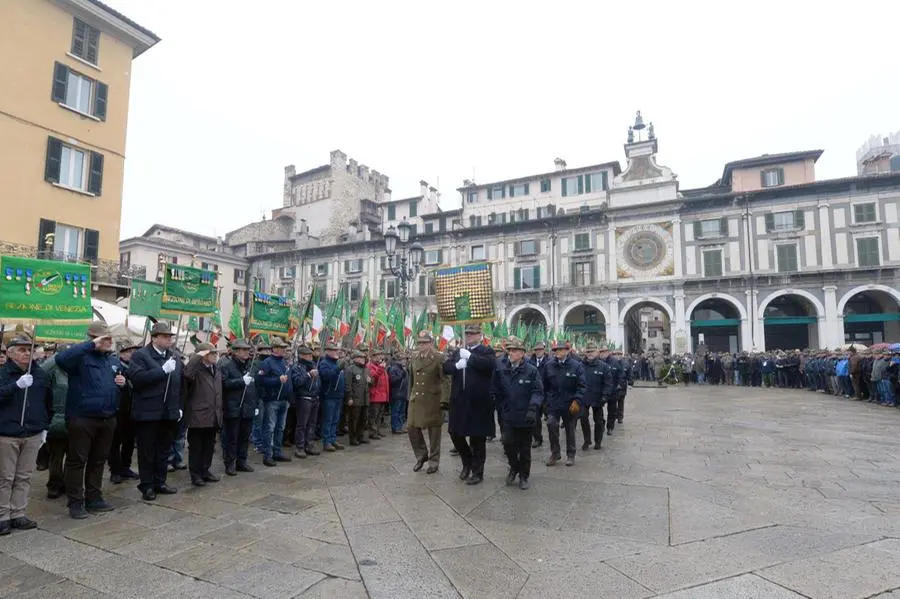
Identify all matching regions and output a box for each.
[601,172,608,190]
[323,263,329,275]
[83,229,99,263]
[760,171,766,187]
[585,174,592,193]
[509,185,514,197]
[387,205,395,220]
[51,62,68,103]
[524,183,530,195]
[379,279,385,296]
[777,169,785,185]
[487,188,492,200]
[72,19,86,57]
[577,175,584,195]
[418,276,425,295]
[561,179,568,197]
[344,260,350,272]
[693,221,702,239]
[37,218,56,257]
[86,26,99,64]
[514,267,521,290]
[533,266,541,289]
[93,82,108,121]
[795,209,805,229]
[44,137,63,183]
[764,213,775,232]
[87,151,104,195]
[310,264,316,277]
[720,217,728,236]
[501,187,506,199]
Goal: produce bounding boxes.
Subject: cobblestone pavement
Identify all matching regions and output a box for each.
[2,385,900,598]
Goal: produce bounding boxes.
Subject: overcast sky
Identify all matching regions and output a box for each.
[111,0,900,240]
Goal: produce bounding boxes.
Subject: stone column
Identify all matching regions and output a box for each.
[672,218,683,277]
[607,294,621,347]
[607,223,618,283]
[819,203,833,269]
[673,289,687,353]
[747,289,764,350]
[823,285,840,349]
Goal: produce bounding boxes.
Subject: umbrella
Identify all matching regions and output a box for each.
[890,343,900,352]
[869,343,892,351]
[840,343,867,351]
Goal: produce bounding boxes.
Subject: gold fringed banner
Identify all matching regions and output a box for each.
[434,262,495,325]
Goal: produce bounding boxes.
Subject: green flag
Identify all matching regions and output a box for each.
[129,279,163,319]
[227,299,244,340]
[0,256,93,324]
[248,292,291,336]
[34,324,89,343]
[161,263,217,316]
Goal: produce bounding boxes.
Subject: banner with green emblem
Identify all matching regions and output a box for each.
[433,262,495,325]
[129,279,163,319]
[34,324,90,343]
[161,264,217,316]
[0,256,93,324]
[248,292,291,336]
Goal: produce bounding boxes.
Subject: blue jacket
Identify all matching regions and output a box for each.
[493,360,543,428]
[582,358,613,407]
[836,359,849,377]
[291,358,321,400]
[55,341,121,419]
[257,355,292,402]
[543,355,586,416]
[0,359,52,437]
[318,356,346,401]
[760,358,776,375]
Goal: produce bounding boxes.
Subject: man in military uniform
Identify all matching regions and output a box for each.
[444,324,496,485]
[580,342,613,450]
[408,332,444,474]
[528,341,549,448]
[219,339,258,475]
[494,337,543,490]
[543,340,586,467]
[344,350,371,446]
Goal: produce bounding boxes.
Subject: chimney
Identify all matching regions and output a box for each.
[283,165,296,207]
[419,180,428,197]
[554,158,567,171]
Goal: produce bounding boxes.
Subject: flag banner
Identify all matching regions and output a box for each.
[227,299,244,341]
[0,256,93,324]
[248,291,290,336]
[129,279,163,318]
[434,262,495,325]
[34,324,90,343]
[161,264,217,316]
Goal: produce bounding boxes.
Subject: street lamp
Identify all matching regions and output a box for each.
[383,218,423,332]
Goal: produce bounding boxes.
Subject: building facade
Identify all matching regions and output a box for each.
[0,0,159,300]
[858,131,900,176]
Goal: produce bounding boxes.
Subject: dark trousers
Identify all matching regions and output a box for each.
[368,404,386,437]
[107,414,135,475]
[187,427,217,479]
[285,404,297,445]
[64,415,117,506]
[532,403,544,444]
[294,397,318,451]
[502,425,533,479]
[46,437,67,494]
[450,434,486,476]
[613,393,625,423]
[221,417,252,466]
[134,419,178,492]
[579,406,605,446]
[547,412,576,458]
[347,404,368,443]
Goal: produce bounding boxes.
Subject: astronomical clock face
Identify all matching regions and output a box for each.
[616,223,675,278]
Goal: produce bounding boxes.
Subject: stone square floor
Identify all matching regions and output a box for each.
[2,385,900,598]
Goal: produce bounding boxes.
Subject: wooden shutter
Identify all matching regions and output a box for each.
[720,217,728,236]
[418,276,425,295]
[323,263,329,275]
[51,62,68,103]
[509,185,514,197]
[561,179,568,197]
[344,260,350,273]
[93,82,108,120]
[310,264,316,277]
[379,279,385,296]
[777,168,784,186]
[86,27,99,64]
[37,219,56,257]
[764,213,775,233]
[585,174,592,193]
[535,240,541,254]
[759,171,767,187]
[356,258,363,271]
[83,229,99,263]
[72,19,86,57]
[693,221,702,239]
[532,266,541,289]
[524,183,530,195]
[437,249,443,264]
[88,151,104,195]
[487,188,492,200]
[577,175,584,195]
[513,241,520,256]
[513,267,521,290]
[794,209,805,229]
[45,137,63,183]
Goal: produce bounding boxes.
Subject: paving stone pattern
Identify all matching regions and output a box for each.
[2,385,900,598]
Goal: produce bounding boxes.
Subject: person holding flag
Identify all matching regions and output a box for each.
[218,339,258,475]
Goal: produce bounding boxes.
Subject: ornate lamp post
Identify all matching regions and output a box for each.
[383,218,424,324]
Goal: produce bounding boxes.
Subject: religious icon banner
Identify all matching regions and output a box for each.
[0,256,93,324]
[248,292,291,336]
[129,279,163,319]
[161,264,218,316]
[434,262,495,325]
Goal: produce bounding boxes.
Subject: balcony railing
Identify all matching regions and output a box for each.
[0,242,146,287]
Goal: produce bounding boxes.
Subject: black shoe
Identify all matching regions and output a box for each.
[46,487,63,499]
[459,466,471,481]
[85,499,115,513]
[191,477,206,487]
[154,484,177,495]
[359,438,370,444]
[450,448,460,456]
[0,521,10,536]
[531,440,541,448]
[141,489,157,501]
[69,502,89,520]
[413,458,426,472]
[506,469,518,486]
[294,450,307,459]
[110,473,124,484]
[10,516,37,530]
[581,442,590,451]
[273,455,292,463]
[593,443,602,450]
[606,428,613,435]
[426,465,439,474]
[225,463,237,476]
[466,473,484,485]
[349,440,360,446]
[263,458,277,467]
[305,448,320,456]
[236,462,255,472]
[565,456,575,467]
[617,417,623,424]
[519,477,530,490]
[203,473,220,482]
[122,469,139,480]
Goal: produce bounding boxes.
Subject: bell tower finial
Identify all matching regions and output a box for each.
[633,110,646,131]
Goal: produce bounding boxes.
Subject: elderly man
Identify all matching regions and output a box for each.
[183,343,223,486]
[318,342,347,452]
[0,336,52,534]
[108,341,140,485]
[543,340,586,467]
[219,339,259,474]
[408,332,444,474]
[40,344,69,498]
[257,337,293,467]
[56,323,126,519]
[444,324,496,485]
[290,345,320,459]
[128,322,183,501]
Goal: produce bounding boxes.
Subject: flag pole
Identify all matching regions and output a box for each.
[20,324,36,426]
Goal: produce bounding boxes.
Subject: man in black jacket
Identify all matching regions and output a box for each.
[443,325,496,485]
[219,339,259,475]
[528,341,549,448]
[108,341,140,485]
[127,322,182,501]
[290,345,321,459]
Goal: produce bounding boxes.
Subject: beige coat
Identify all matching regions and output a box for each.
[408,348,445,428]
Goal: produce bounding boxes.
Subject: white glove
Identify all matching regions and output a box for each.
[242,374,253,386]
[459,348,471,360]
[41,430,48,445]
[162,358,176,374]
[16,374,33,389]
[254,409,259,416]
[178,409,183,421]
[455,359,467,370]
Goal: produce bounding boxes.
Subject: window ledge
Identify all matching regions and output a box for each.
[58,102,101,122]
[52,182,95,197]
[849,220,881,227]
[66,52,102,72]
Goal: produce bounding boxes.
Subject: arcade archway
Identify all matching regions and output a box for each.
[622,301,671,354]
[763,294,820,350]
[841,288,900,345]
[508,306,548,329]
[690,298,741,353]
[562,303,606,341]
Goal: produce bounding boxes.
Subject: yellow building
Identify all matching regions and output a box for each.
[0,0,159,299]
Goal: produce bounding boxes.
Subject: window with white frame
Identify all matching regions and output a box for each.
[699,219,724,238]
[71,18,100,65]
[59,145,87,190]
[488,185,505,200]
[341,281,361,302]
[344,259,363,274]
[471,245,485,261]
[54,224,81,260]
[424,249,442,265]
[761,168,785,188]
[853,202,877,224]
[540,179,551,193]
[573,233,591,251]
[856,237,880,267]
[66,71,94,114]
[572,261,592,286]
[776,244,798,272]
[509,183,529,197]
[588,172,608,192]
[518,239,537,255]
[467,191,478,203]
[562,178,579,196]
[380,278,398,298]
[702,249,723,277]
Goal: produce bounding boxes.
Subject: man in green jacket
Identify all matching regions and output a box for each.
[40,348,69,499]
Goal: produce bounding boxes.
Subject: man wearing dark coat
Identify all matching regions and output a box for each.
[443,324,496,485]
[182,343,223,486]
[528,341,549,448]
[108,342,140,485]
[543,340,586,467]
[219,339,259,475]
[580,342,613,450]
